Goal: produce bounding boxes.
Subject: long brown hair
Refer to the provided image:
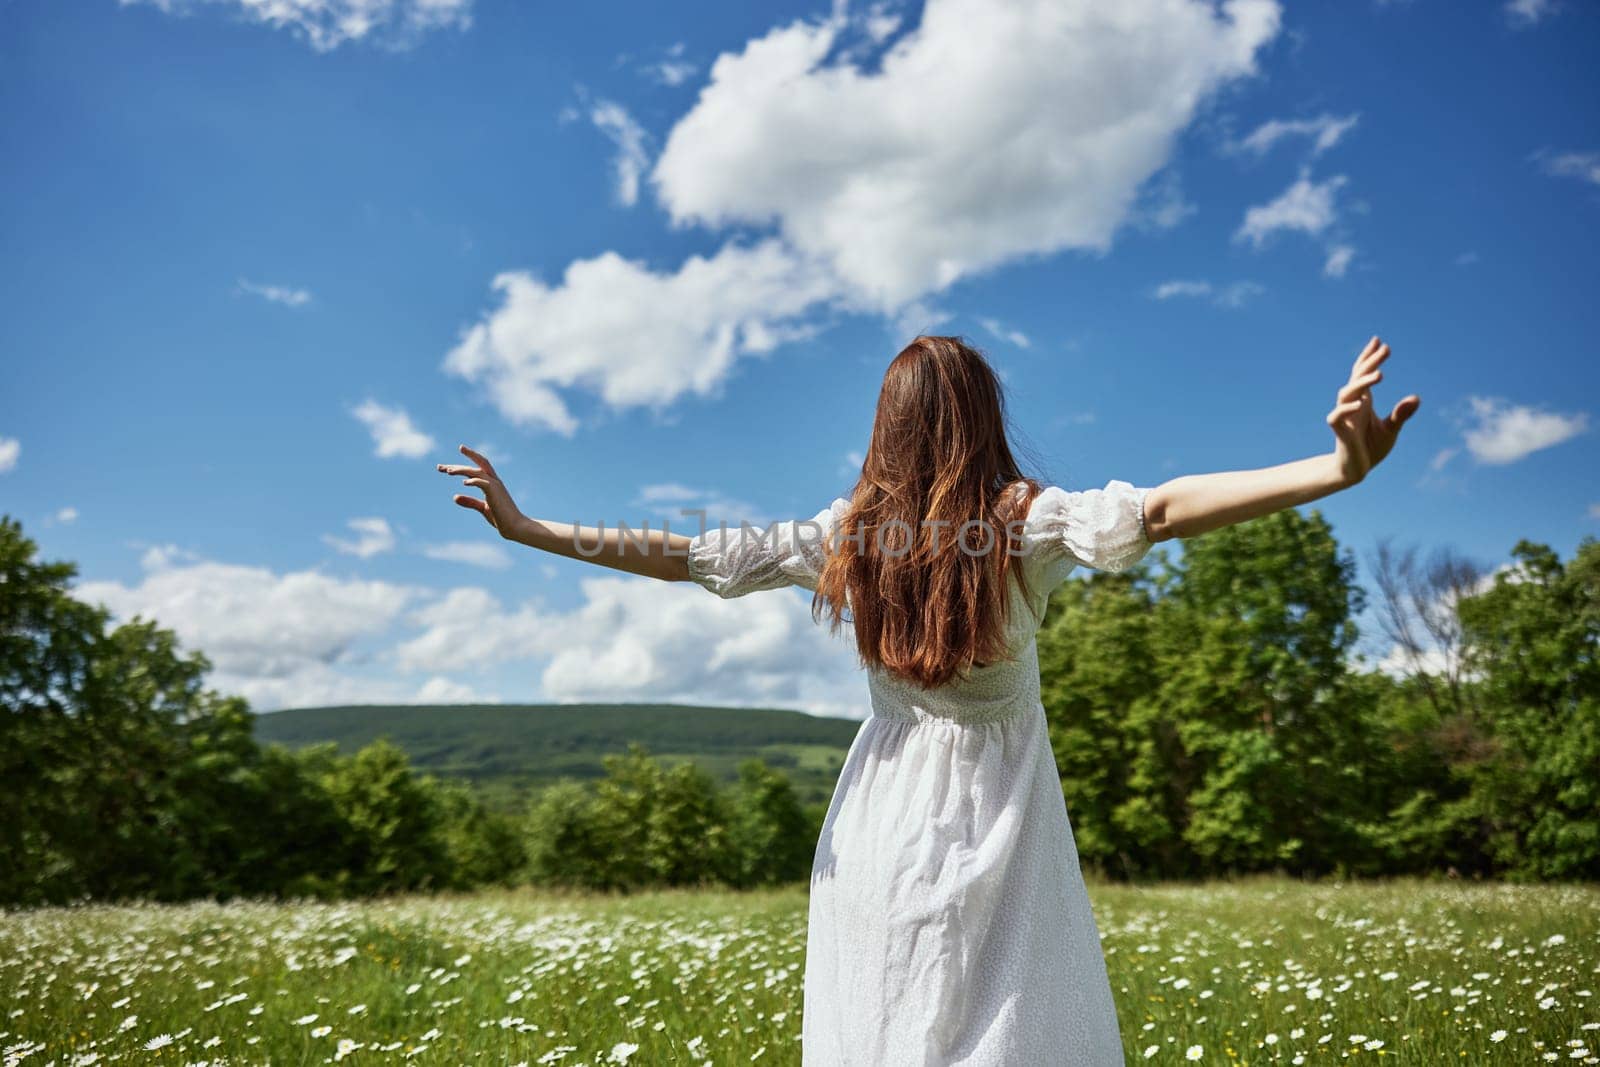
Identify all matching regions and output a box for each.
[814,335,1042,688]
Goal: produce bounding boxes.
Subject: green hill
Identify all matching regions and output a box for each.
[253,703,864,808]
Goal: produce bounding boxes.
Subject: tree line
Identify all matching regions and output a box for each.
[1,507,1595,906]
[0,516,816,906]
[1039,507,1598,881]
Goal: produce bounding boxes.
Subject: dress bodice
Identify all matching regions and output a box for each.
[684,478,1155,725]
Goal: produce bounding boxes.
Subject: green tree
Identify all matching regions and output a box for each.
[1458,539,1600,879]
[523,779,610,888]
[317,739,452,894]
[437,779,527,888]
[725,758,816,887]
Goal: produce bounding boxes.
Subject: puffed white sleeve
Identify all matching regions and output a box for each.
[685,498,850,598]
[1023,479,1154,574]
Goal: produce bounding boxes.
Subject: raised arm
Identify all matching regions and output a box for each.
[1142,336,1420,543]
[437,446,692,582]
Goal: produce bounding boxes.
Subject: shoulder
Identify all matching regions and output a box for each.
[1020,479,1154,574]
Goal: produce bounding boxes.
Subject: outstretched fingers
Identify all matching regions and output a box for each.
[458,444,499,478]
[454,494,489,515]
[1339,368,1383,403]
[1327,398,1364,426]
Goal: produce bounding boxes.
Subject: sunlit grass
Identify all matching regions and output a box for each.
[2,878,1595,1064]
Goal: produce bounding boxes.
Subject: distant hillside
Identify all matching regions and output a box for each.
[254,703,864,808]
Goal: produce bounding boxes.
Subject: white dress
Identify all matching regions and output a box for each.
[686,480,1155,1067]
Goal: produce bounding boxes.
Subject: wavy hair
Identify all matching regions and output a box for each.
[813,335,1042,688]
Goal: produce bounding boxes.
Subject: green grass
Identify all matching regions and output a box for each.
[3,879,1596,1065]
[253,703,860,808]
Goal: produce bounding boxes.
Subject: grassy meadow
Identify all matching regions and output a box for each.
[3,878,1597,1065]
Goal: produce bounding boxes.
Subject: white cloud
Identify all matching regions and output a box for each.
[1429,447,1457,472]
[1235,112,1359,157]
[649,0,1280,314]
[1235,171,1347,247]
[55,506,78,524]
[395,579,869,718]
[590,101,651,207]
[1454,251,1480,267]
[862,3,902,44]
[978,317,1031,348]
[1535,149,1600,187]
[1153,280,1212,300]
[141,543,202,570]
[0,436,18,473]
[1150,279,1263,307]
[635,483,771,530]
[75,545,868,716]
[1461,395,1588,465]
[235,278,312,307]
[120,0,472,52]
[323,516,396,559]
[414,675,497,704]
[421,540,513,569]
[352,399,435,459]
[1505,0,1557,27]
[1131,169,1197,231]
[76,554,418,712]
[1323,244,1356,278]
[443,239,839,434]
[449,0,1280,434]
[642,42,698,87]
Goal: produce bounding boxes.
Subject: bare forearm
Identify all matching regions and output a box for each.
[505,515,695,582]
[1144,450,1353,542]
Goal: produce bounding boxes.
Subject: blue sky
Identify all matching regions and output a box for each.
[2,0,1595,717]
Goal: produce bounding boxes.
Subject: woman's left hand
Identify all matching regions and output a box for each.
[438,444,523,539]
[1326,336,1421,485]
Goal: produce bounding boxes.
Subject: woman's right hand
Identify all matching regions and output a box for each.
[1326,336,1421,486]
[437,444,524,539]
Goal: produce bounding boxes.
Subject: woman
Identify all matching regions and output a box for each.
[438,334,1418,1065]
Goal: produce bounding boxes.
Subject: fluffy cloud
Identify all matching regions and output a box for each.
[420,540,513,569]
[394,578,869,718]
[1505,0,1556,27]
[635,483,770,530]
[352,399,436,459]
[442,239,838,434]
[0,436,17,473]
[642,42,697,87]
[1535,149,1600,187]
[1234,113,1359,157]
[74,547,869,717]
[414,674,497,704]
[1152,280,1212,300]
[1323,244,1355,278]
[235,278,312,307]
[76,555,418,711]
[119,0,472,52]
[978,318,1031,349]
[1150,279,1263,307]
[450,0,1281,432]
[323,516,396,558]
[1459,396,1588,465]
[651,0,1280,313]
[1235,171,1347,247]
[589,101,651,207]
